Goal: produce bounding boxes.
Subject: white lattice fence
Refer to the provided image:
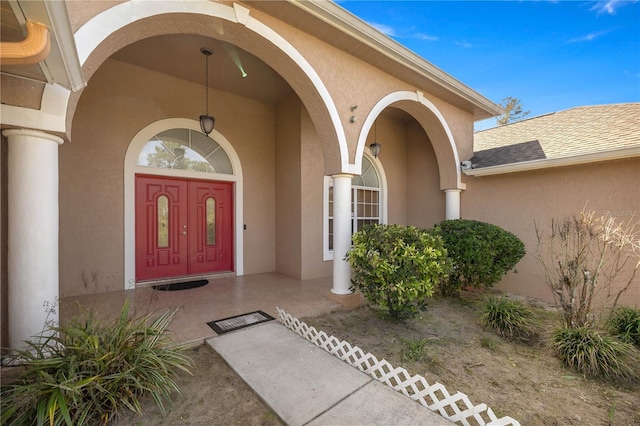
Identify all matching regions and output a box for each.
[277,307,520,426]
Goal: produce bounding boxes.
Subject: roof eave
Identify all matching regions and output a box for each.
[287,0,503,120]
[464,146,640,177]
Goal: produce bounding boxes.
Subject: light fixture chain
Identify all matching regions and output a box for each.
[205,52,209,115]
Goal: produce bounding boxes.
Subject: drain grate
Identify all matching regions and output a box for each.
[207,310,275,334]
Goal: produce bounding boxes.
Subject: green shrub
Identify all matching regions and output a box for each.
[431,219,525,297]
[550,326,639,382]
[346,224,449,321]
[1,300,192,426]
[480,297,538,342]
[607,307,640,346]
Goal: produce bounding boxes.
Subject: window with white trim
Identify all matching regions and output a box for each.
[324,156,383,260]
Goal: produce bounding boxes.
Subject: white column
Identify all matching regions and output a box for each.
[3,129,63,350]
[445,189,461,220]
[331,173,353,295]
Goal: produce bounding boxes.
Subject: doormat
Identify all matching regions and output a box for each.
[207,310,275,334]
[152,280,208,291]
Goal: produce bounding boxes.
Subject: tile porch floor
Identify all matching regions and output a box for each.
[60,272,343,346]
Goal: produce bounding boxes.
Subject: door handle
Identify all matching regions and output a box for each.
[182,231,187,236]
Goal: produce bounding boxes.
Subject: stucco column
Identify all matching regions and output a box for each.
[445,189,461,220]
[3,129,63,350]
[331,173,353,295]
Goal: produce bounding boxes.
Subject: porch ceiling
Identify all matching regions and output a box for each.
[110,34,293,105]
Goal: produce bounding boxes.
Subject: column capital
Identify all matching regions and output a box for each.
[330,173,354,179]
[444,188,462,194]
[2,128,64,145]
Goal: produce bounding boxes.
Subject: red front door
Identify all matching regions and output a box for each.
[135,175,233,281]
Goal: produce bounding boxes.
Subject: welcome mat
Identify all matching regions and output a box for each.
[152,280,208,291]
[207,310,275,334]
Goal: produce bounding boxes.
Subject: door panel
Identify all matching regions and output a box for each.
[189,181,233,274]
[136,176,188,280]
[135,175,233,281]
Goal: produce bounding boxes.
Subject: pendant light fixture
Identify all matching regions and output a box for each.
[199,47,215,136]
[369,120,381,158]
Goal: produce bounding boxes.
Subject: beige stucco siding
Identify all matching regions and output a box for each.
[60,59,277,296]
[406,122,446,228]
[463,158,640,307]
[300,107,333,279]
[376,114,408,225]
[275,93,303,278]
[286,28,474,168]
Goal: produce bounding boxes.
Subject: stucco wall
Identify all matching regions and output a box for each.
[376,114,408,225]
[275,93,302,278]
[237,3,476,174]
[463,158,640,307]
[300,107,333,280]
[61,59,277,296]
[406,122,447,228]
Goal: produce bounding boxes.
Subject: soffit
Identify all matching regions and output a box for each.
[0,0,47,82]
[0,0,85,91]
[246,0,502,120]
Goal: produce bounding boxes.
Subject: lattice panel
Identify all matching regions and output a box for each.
[277,307,520,426]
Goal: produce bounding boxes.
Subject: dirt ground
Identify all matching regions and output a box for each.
[113,343,284,426]
[303,293,640,426]
[118,293,639,425]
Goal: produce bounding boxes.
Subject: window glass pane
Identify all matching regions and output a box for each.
[328,187,333,216]
[328,219,334,250]
[138,128,233,174]
[360,157,379,188]
[157,196,169,248]
[206,198,216,245]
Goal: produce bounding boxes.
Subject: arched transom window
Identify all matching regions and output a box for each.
[137,128,233,174]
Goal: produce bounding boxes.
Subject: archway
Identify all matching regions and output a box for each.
[355,91,465,191]
[46,1,349,175]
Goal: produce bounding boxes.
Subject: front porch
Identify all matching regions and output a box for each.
[60,273,352,346]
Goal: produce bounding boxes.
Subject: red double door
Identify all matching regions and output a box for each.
[135,175,233,281]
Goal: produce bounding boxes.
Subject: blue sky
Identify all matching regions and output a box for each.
[338,1,640,130]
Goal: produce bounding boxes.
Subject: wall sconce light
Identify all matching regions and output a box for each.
[199,47,215,136]
[369,120,381,158]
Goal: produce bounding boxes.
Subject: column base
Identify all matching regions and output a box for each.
[325,291,365,311]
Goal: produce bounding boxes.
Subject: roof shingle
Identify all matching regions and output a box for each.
[472,103,640,168]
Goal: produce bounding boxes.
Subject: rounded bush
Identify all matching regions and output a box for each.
[346,224,450,321]
[431,219,525,297]
[550,326,639,382]
[480,297,538,342]
[607,307,640,347]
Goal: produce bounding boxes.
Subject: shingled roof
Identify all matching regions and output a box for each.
[472,103,640,169]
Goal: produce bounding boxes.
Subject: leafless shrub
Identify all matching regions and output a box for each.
[535,210,640,328]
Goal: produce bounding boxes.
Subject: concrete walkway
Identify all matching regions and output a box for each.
[207,322,452,425]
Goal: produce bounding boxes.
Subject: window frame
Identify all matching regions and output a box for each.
[323,154,387,261]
